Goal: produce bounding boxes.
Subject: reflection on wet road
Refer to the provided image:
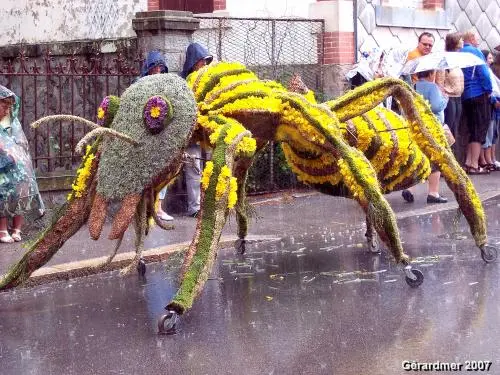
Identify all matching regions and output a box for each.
[1,200,500,374]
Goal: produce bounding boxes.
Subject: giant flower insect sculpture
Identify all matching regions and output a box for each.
[0,62,497,334]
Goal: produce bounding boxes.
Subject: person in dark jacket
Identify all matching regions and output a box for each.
[180,43,213,217]
[141,50,168,77]
[181,42,213,79]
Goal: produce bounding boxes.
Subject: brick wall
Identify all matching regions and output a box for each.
[321,31,355,64]
[422,0,444,9]
[148,0,160,11]
[213,0,226,11]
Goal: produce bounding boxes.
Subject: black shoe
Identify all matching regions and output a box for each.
[188,211,199,218]
[402,189,414,203]
[427,195,447,204]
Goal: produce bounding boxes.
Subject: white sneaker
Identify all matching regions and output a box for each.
[494,161,500,168]
[158,211,174,221]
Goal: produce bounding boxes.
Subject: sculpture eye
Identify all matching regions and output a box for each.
[143,95,173,135]
[96,95,120,127]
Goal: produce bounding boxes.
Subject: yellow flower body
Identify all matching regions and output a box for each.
[201,161,214,190]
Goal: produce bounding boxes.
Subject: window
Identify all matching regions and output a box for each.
[160,0,214,14]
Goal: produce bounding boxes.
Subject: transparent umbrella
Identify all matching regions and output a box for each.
[400,51,485,75]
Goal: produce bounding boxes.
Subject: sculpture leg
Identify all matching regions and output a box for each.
[163,119,254,319]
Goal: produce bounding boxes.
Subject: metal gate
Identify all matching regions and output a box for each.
[0,49,142,173]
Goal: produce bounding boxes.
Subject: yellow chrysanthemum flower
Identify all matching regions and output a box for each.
[215,165,232,201]
[150,106,161,119]
[201,161,214,190]
[227,177,238,208]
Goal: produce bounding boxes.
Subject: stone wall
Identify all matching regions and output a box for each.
[1,0,147,45]
[357,0,500,54]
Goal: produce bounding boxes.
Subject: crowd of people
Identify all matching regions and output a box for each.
[347,29,500,205]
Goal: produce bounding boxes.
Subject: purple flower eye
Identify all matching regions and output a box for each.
[96,95,120,127]
[143,95,173,134]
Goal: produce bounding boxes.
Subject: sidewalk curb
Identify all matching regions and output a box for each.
[23,234,281,287]
[395,190,500,219]
[15,189,500,288]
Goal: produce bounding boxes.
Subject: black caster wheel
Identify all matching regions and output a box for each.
[367,238,380,254]
[480,245,498,263]
[137,259,146,276]
[234,239,246,255]
[405,269,424,288]
[158,311,179,335]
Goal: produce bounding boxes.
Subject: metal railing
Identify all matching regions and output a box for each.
[0,49,141,172]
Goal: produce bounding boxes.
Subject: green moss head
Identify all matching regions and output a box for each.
[96,74,197,199]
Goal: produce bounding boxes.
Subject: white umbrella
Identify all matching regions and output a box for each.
[400,51,485,75]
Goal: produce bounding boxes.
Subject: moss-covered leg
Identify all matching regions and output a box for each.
[0,144,100,291]
[120,195,148,276]
[90,234,125,272]
[276,92,410,266]
[161,116,256,326]
[365,214,380,253]
[324,78,490,257]
[232,143,265,254]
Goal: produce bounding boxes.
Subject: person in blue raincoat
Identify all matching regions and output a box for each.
[0,85,44,243]
[180,43,213,218]
[140,51,173,221]
[181,42,213,80]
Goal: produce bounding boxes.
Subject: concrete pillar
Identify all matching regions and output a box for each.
[309,0,355,97]
[132,10,200,73]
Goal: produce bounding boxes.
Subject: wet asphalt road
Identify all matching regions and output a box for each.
[1,198,500,375]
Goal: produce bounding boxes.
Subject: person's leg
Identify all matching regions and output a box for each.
[10,215,23,242]
[444,97,456,135]
[427,170,447,203]
[463,98,475,168]
[157,186,173,221]
[490,118,500,169]
[427,171,441,197]
[469,142,482,169]
[185,145,201,217]
[464,142,472,167]
[450,97,462,156]
[480,119,494,166]
[402,186,415,203]
[0,216,14,243]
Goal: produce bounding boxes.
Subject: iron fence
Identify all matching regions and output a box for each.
[0,49,141,172]
[194,16,325,92]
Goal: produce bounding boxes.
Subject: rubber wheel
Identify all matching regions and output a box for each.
[157,311,179,335]
[234,239,246,255]
[137,259,146,276]
[405,269,424,288]
[368,238,380,253]
[480,245,498,263]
